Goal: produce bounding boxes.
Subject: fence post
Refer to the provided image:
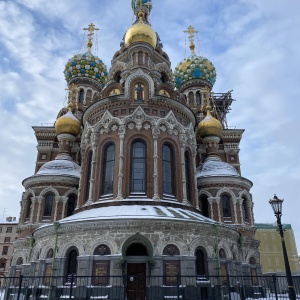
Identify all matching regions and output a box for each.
[272,275,278,300]
[69,274,74,299]
[123,274,127,300]
[17,274,23,300]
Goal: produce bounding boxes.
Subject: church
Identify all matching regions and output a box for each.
[10,0,261,299]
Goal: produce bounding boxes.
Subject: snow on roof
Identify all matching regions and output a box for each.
[36,159,80,178]
[197,156,240,178]
[57,205,216,225]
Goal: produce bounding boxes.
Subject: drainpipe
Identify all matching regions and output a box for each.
[214,223,223,300]
[48,221,60,300]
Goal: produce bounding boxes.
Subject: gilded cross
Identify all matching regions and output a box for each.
[184,25,198,54]
[83,23,99,52]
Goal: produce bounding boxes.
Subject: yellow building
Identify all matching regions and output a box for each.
[256,223,300,274]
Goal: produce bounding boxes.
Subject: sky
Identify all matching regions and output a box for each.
[0,0,299,257]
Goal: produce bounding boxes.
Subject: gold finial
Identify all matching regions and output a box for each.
[65,83,78,112]
[83,23,99,52]
[138,10,145,23]
[184,25,198,55]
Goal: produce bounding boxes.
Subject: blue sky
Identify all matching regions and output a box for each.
[0,0,300,257]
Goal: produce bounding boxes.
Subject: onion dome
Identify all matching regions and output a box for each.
[174,25,216,88]
[64,23,108,87]
[197,156,240,178]
[125,10,157,48]
[198,105,222,138]
[131,0,152,13]
[55,103,81,137]
[174,55,216,88]
[64,52,108,87]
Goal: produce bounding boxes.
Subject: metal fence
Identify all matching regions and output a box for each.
[0,274,299,300]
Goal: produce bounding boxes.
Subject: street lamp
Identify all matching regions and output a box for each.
[269,195,296,300]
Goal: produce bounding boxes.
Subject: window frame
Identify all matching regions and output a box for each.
[43,193,54,217]
[130,140,147,194]
[101,143,115,196]
[221,194,232,218]
[162,144,174,196]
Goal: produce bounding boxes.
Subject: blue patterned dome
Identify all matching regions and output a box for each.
[174,55,217,88]
[64,52,108,87]
[131,0,152,12]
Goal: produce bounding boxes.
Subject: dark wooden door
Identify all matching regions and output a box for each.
[127,263,146,300]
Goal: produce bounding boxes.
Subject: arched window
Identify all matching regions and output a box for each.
[93,245,111,286]
[163,245,180,286]
[242,197,249,222]
[25,197,32,219]
[66,195,76,217]
[195,247,207,277]
[65,247,78,283]
[78,89,84,103]
[46,249,54,259]
[102,143,115,196]
[221,194,231,218]
[196,91,201,105]
[16,257,23,266]
[94,245,111,256]
[126,243,148,256]
[199,195,209,217]
[185,151,191,201]
[43,194,53,217]
[85,151,93,202]
[162,144,173,196]
[131,140,146,193]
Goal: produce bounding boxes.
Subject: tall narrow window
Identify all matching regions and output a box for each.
[200,195,209,217]
[195,247,207,277]
[25,197,32,219]
[65,247,78,284]
[131,141,146,193]
[242,197,249,222]
[66,195,76,217]
[162,144,173,195]
[43,194,53,217]
[102,143,115,195]
[78,89,84,103]
[85,151,93,202]
[196,91,201,105]
[185,151,191,201]
[221,194,231,218]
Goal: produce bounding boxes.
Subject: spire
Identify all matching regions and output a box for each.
[83,23,99,52]
[65,83,78,112]
[184,25,198,55]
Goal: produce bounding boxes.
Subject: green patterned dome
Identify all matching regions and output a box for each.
[64,52,108,87]
[174,55,217,88]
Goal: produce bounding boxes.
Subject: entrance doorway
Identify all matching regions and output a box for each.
[127,263,146,300]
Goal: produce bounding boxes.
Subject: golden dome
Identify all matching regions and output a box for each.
[125,14,157,48]
[55,107,81,137]
[198,106,222,138]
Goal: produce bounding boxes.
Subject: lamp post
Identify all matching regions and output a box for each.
[269,195,296,300]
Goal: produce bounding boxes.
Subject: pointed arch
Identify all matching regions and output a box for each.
[39,186,59,198]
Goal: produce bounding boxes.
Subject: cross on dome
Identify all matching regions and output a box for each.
[184,25,199,55]
[83,23,99,52]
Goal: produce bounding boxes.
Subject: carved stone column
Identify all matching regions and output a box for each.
[152,126,160,201]
[61,196,68,219]
[233,199,238,224]
[208,197,214,220]
[215,197,221,222]
[53,196,61,221]
[117,125,125,200]
[30,197,36,223]
[191,140,198,209]
[35,196,43,224]
[87,132,99,203]
[238,198,244,224]
[142,53,146,65]
[179,134,188,205]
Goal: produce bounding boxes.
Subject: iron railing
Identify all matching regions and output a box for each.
[0,274,299,300]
